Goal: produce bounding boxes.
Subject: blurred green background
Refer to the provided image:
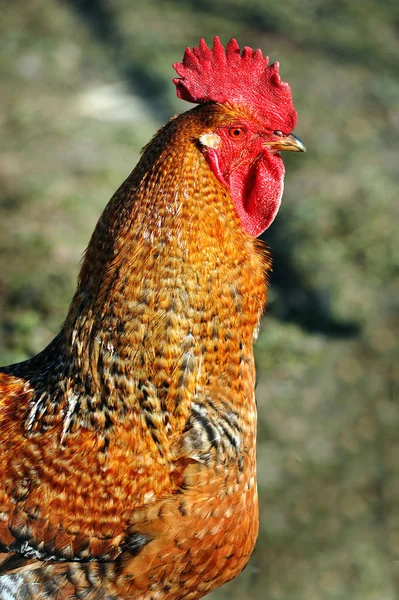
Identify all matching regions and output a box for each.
[0,1,398,598]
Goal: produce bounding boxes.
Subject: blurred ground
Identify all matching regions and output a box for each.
[0,1,398,599]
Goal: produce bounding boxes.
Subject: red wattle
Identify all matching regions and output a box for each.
[204,149,227,187]
[228,152,285,237]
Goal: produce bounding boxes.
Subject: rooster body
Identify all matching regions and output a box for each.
[0,40,304,599]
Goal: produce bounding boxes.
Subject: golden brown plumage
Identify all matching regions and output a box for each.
[0,38,304,599]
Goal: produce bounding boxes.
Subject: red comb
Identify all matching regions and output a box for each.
[173,37,297,131]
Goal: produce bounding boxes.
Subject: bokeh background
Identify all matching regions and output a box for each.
[1,1,398,598]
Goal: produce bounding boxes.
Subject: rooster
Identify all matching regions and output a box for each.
[0,38,304,599]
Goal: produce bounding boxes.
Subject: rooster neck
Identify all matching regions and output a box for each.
[14,111,270,438]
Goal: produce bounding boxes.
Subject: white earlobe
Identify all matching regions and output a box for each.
[199,133,221,149]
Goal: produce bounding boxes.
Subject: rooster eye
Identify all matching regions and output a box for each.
[229,127,244,139]
[273,130,284,137]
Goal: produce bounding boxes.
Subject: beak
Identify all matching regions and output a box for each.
[265,133,306,153]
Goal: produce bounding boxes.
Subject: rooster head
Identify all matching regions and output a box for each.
[173,37,305,237]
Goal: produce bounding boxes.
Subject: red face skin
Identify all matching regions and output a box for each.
[202,122,286,237]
